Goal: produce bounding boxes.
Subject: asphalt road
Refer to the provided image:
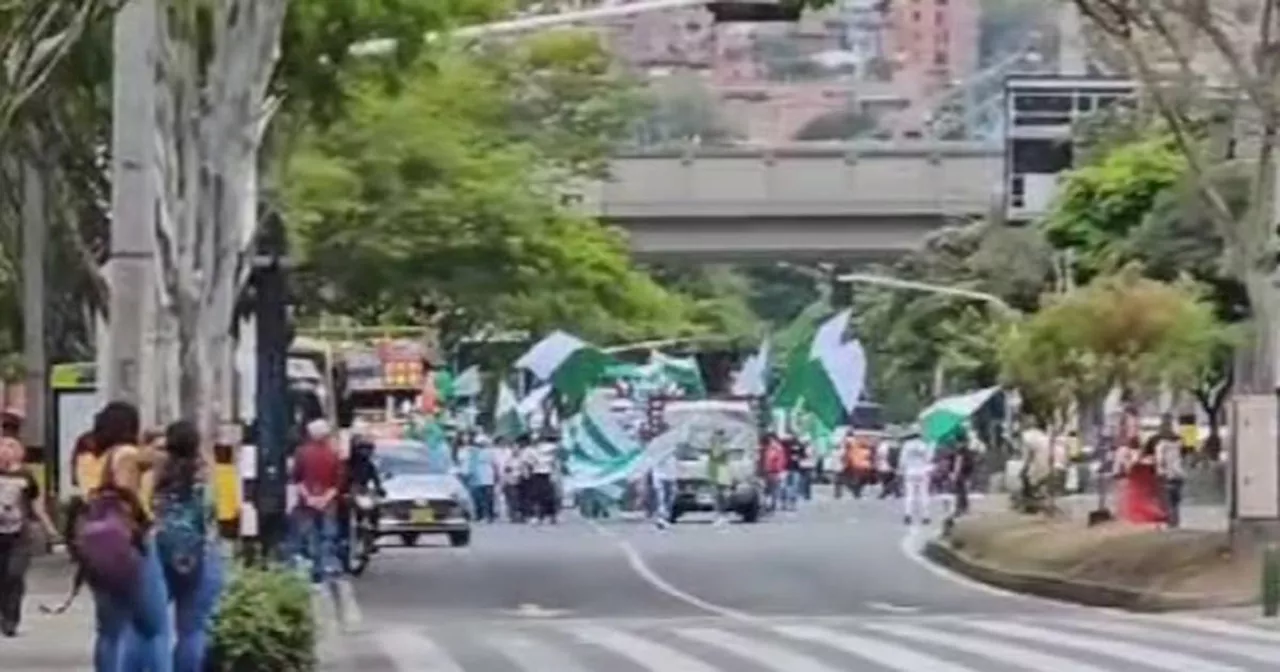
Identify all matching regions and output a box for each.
[336,492,1280,672]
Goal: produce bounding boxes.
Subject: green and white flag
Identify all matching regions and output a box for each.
[493,382,524,440]
[454,366,482,398]
[772,310,865,431]
[919,386,1000,444]
[649,351,705,397]
[515,331,615,409]
[731,338,770,396]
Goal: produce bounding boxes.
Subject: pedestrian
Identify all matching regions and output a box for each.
[708,429,734,525]
[0,432,58,636]
[79,401,172,672]
[291,419,343,584]
[761,436,787,511]
[1152,415,1185,528]
[899,426,934,525]
[499,441,524,523]
[877,435,900,499]
[152,420,223,672]
[468,435,498,523]
[650,449,677,528]
[528,439,558,524]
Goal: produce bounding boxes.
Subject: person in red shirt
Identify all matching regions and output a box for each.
[291,419,344,584]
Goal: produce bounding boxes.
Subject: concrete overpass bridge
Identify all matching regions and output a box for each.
[580,142,1004,261]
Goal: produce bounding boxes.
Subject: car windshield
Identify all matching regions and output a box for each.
[374,440,450,477]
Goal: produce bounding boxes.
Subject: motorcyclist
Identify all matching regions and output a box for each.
[343,433,385,554]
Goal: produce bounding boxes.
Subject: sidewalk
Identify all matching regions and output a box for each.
[4,555,349,670]
[971,493,1228,531]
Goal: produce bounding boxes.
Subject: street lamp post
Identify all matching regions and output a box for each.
[836,272,1021,317]
[252,210,292,564]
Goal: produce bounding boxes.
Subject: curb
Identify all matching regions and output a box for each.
[923,538,1258,612]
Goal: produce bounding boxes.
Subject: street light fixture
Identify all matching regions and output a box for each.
[837,272,1020,317]
[706,0,803,22]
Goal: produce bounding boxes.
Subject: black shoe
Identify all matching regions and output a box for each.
[922,518,932,525]
[1,621,17,637]
[904,516,912,525]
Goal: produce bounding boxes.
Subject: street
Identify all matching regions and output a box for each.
[330,494,1280,671]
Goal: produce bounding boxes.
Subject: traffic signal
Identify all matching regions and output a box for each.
[706,1,802,23]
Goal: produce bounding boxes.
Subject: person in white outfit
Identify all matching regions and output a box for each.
[899,426,934,525]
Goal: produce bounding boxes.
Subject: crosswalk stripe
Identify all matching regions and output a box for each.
[1153,615,1280,644]
[1061,618,1280,664]
[375,628,467,672]
[566,624,721,672]
[674,627,844,672]
[487,631,592,672]
[773,624,980,672]
[963,621,1249,672]
[861,621,1110,672]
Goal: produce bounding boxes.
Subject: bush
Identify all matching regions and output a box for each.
[207,565,317,672]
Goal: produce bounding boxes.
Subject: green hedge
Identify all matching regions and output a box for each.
[207,565,317,672]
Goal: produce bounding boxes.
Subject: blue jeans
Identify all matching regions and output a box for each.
[782,471,801,510]
[93,535,173,672]
[170,548,224,672]
[653,479,675,520]
[294,507,337,583]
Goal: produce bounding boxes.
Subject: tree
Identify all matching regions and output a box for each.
[1071,0,1280,394]
[1042,133,1186,279]
[792,107,879,142]
[284,46,696,351]
[0,0,111,141]
[629,73,742,148]
[851,219,1054,420]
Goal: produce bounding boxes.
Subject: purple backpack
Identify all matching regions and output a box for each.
[73,451,142,600]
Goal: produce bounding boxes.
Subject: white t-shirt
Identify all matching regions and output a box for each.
[651,453,677,481]
[899,438,934,478]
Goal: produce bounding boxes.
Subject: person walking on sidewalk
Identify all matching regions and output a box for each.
[152,420,223,672]
[0,434,58,636]
[1152,416,1186,528]
[291,419,344,584]
[80,401,173,672]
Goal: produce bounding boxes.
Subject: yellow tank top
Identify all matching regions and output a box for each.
[75,452,105,494]
[83,445,152,520]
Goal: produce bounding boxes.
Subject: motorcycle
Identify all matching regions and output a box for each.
[343,492,380,577]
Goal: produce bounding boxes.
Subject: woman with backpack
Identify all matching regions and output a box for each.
[153,420,223,672]
[78,401,173,672]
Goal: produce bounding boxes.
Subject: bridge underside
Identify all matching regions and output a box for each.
[611,215,955,263]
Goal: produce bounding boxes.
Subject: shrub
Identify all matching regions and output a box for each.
[207,565,317,672]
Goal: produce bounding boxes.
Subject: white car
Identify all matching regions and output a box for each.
[373,439,474,547]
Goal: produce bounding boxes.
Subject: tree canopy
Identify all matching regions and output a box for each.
[999,268,1229,425]
[284,35,700,349]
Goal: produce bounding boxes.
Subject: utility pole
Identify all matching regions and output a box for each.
[20,159,46,480]
[252,211,291,562]
[104,0,159,419]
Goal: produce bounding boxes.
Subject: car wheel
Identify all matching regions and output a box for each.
[401,533,419,547]
[448,531,471,547]
[740,499,760,523]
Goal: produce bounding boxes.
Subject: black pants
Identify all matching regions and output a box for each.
[528,474,556,522]
[0,532,30,634]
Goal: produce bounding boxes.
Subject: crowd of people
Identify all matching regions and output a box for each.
[0,401,229,672]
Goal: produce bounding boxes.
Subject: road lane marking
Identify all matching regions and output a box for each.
[375,628,467,672]
[865,601,921,614]
[862,621,1109,672]
[564,624,720,672]
[586,519,757,623]
[488,631,591,672]
[1132,614,1280,644]
[674,627,844,672]
[773,624,980,672]
[1062,618,1280,663]
[961,620,1249,672]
